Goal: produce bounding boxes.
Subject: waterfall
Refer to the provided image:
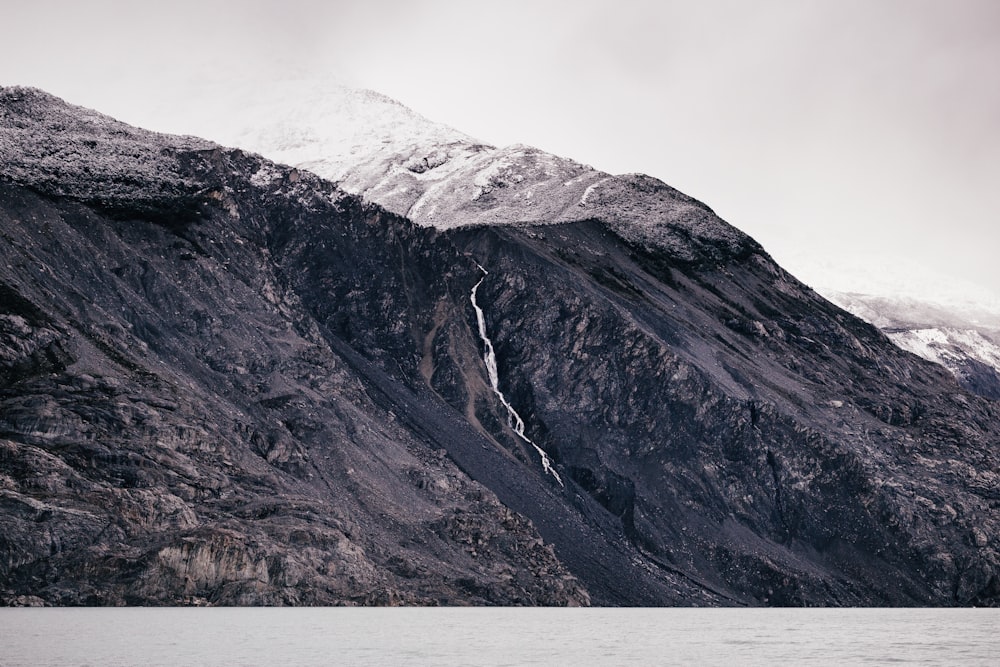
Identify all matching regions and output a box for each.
[471,265,563,486]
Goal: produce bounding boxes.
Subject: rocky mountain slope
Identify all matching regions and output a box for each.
[1,87,998,606]
[0,87,586,606]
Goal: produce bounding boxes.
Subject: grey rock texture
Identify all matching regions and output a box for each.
[1,87,998,606]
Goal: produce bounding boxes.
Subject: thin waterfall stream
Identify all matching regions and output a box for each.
[470,264,563,486]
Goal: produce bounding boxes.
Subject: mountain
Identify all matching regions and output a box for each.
[140,77,744,258]
[2,86,999,607]
[157,77,1000,403]
[0,87,586,606]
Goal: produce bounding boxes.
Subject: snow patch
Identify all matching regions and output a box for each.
[250,164,282,187]
[888,327,1000,371]
[580,177,612,206]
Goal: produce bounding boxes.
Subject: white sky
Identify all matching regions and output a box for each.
[3,0,999,300]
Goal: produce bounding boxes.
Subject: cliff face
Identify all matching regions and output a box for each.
[1,87,998,606]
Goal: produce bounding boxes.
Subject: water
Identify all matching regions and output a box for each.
[1,608,997,666]
[470,267,562,485]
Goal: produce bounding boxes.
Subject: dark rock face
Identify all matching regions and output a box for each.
[1,87,998,606]
[444,223,1000,605]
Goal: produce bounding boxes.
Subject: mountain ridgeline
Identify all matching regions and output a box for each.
[1,87,998,606]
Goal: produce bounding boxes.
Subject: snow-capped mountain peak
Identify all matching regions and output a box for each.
[127,75,748,262]
[165,77,478,184]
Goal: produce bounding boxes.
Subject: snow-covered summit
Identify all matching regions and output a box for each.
[135,75,750,262]
[136,76,476,183]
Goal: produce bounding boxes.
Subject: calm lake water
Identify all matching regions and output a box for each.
[1,608,997,666]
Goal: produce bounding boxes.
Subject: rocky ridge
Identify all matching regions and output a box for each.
[148,77,750,262]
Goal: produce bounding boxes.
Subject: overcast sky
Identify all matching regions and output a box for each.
[3,0,998,301]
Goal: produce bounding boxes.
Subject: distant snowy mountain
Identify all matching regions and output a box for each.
[887,328,1000,400]
[826,291,1000,399]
